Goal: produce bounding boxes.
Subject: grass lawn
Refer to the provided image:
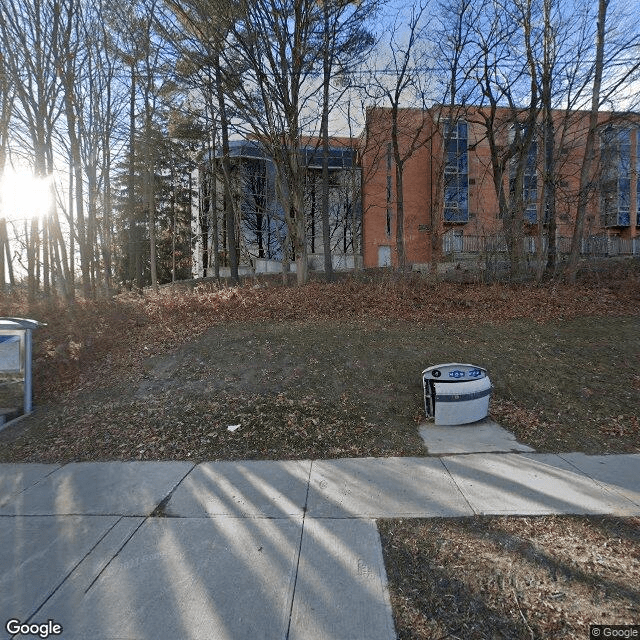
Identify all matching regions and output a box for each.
[0,270,638,461]
[3,315,638,462]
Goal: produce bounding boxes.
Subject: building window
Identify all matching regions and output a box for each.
[443,120,469,223]
[600,127,631,227]
[509,126,538,223]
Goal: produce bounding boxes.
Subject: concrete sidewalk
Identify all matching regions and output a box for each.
[1,453,640,640]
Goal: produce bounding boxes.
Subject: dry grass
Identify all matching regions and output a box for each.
[379,516,640,639]
[0,266,638,462]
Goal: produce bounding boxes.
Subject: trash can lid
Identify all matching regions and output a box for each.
[423,363,488,380]
[0,317,45,331]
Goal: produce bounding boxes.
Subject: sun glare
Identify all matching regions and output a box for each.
[0,169,53,222]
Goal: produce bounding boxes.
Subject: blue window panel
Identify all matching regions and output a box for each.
[509,137,538,219]
[617,210,631,226]
[524,204,537,224]
[600,128,632,227]
[524,173,538,223]
[444,207,468,223]
[458,151,468,174]
[619,178,630,213]
[444,186,457,206]
[619,129,631,172]
[445,139,467,174]
[445,175,467,193]
[444,185,469,222]
[442,120,469,223]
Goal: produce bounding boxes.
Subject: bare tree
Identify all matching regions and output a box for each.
[460,0,542,278]
[161,0,244,282]
[58,0,92,298]
[0,0,72,298]
[364,2,432,271]
[91,6,123,294]
[223,0,329,284]
[565,0,640,282]
[430,0,478,268]
[0,40,13,292]
[318,0,377,280]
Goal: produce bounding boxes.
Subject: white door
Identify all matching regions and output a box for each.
[378,245,391,267]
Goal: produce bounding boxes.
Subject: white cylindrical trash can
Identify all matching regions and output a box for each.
[422,363,492,426]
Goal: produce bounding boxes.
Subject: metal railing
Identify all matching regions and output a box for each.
[443,233,640,257]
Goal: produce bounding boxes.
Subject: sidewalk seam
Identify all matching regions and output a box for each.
[439,457,477,515]
[23,515,125,625]
[83,516,147,595]
[0,465,63,509]
[285,459,313,640]
[557,454,640,509]
[150,463,196,517]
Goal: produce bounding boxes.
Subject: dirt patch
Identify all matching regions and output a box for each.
[379,515,640,639]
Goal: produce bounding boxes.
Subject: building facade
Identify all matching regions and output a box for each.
[192,138,362,277]
[361,106,640,268]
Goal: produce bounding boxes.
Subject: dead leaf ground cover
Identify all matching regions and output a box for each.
[379,515,640,639]
[0,266,638,461]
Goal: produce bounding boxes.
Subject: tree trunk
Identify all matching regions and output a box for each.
[27,219,37,303]
[128,61,139,289]
[67,151,75,292]
[215,55,239,283]
[0,224,4,296]
[542,0,557,276]
[566,0,608,283]
[145,108,158,293]
[391,106,407,271]
[543,108,557,274]
[42,215,50,296]
[0,218,5,293]
[147,163,158,292]
[321,2,333,281]
[62,72,91,298]
[102,150,113,294]
[293,184,308,285]
[87,160,98,296]
[2,219,14,291]
[209,147,220,280]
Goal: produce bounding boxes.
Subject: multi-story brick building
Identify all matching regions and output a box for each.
[361,105,640,268]
[192,106,639,277]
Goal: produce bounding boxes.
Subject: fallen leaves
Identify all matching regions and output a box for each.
[379,515,640,640]
[4,268,639,400]
[0,389,425,463]
[0,268,638,461]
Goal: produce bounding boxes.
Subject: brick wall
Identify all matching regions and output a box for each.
[361,105,640,267]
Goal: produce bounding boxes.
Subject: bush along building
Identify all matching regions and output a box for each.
[361,106,640,271]
[192,137,362,277]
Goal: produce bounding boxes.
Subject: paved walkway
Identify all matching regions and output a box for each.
[1,443,640,638]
